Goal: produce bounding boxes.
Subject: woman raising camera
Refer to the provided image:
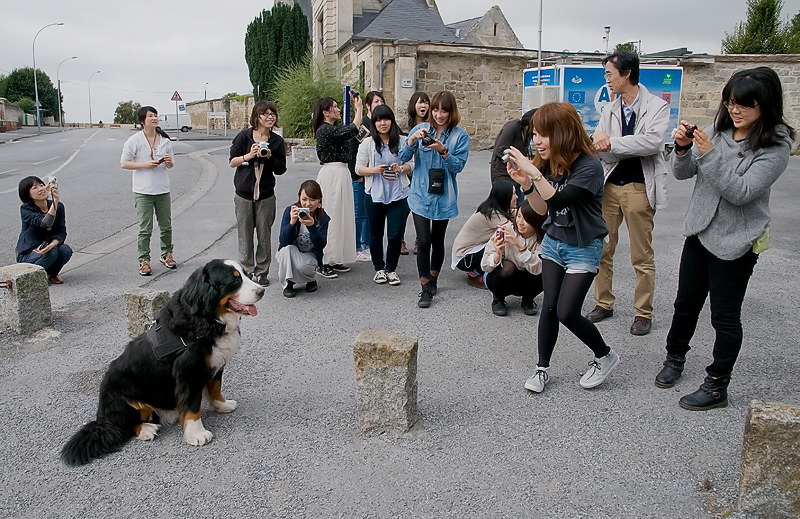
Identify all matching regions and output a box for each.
[399,90,470,308]
[506,102,617,393]
[654,67,794,411]
[15,176,73,284]
[229,100,287,286]
[312,93,363,278]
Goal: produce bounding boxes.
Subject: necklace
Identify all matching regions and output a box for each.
[144,131,158,160]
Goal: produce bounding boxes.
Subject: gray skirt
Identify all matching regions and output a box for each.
[276,244,318,288]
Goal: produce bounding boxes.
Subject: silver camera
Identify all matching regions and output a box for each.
[298,207,311,218]
[257,141,270,157]
[45,176,58,187]
[501,149,518,169]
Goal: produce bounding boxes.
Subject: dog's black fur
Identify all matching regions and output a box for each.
[61,259,263,467]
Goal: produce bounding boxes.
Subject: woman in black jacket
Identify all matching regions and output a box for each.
[15,176,73,284]
[229,100,287,286]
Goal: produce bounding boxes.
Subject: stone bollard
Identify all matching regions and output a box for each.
[354,330,418,434]
[291,145,319,164]
[123,288,170,339]
[0,263,51,335]
[739,400,800,517]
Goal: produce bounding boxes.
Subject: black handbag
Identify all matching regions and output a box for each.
[428,168,445,194]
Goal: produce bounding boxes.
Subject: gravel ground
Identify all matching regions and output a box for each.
[1,149,798,518]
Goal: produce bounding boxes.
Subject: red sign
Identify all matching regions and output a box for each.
[171,91,182,102]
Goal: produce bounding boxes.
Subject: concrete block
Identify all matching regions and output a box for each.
[354,330,418,434]
[124,288,170,339]
[292,146,319,164]
[739,399,800,517]
[0,263,51,335]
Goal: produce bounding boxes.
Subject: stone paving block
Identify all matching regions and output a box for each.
[354,330,418,434]
[739,399,800,518]
[123,288,170,338]
[0,263,51,335]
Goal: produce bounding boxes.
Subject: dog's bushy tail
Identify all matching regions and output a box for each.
[60,418,132,467]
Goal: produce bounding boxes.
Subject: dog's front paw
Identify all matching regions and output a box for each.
[183,419,213,446]
[136,422,161,441]
[210,399,237,413]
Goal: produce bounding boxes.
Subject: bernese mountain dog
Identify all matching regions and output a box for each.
[61,259,264,467]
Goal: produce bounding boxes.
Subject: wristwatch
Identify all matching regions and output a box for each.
[440,147,449,157]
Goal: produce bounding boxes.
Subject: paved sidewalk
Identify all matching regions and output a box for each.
[1,148,798,518]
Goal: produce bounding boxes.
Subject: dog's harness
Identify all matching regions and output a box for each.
[146,318,198,360]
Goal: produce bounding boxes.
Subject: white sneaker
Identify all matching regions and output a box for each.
[356,249,372,262]
[373,269,388,284]
[386,271,401,286]
[579,348,620,389]
[524,366,549,393]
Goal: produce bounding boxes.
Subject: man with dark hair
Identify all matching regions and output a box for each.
[586,50,669,336]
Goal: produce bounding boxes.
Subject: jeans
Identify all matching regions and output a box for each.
[18,244,73,276]
[665,235,758,377]
[539,235,604,274]
[353,180,370,251]
[134,192,172,261]
[364,196,409,272]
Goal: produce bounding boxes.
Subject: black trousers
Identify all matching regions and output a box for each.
[665,235,758,377]
[485,260,543,301]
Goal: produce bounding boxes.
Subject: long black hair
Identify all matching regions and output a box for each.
[714,66,795,151]
[475,179,515,222]
[370,104,401,156]
[312,97,336,134]
[137,106,171,140]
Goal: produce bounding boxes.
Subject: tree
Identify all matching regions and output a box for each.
[614,42,638,54]
[274,52,344,140]
[722,0,789,53]
[4,67,60,122]
[788,10,800,53]
[245,3,310,101]
[114,100,141,124]
[15,97,35,113]
[0,73,8,99]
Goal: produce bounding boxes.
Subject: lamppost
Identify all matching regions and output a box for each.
[56,56,77,130]
[33,22,64,133]
[603,26,611,55]
[205,82,208,101]
[88,70,100,127]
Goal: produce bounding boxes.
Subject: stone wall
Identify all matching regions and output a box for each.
[0,98,24,131]
[186,97,256,131]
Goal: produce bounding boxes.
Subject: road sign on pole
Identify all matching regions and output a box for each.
[171,91,182,102]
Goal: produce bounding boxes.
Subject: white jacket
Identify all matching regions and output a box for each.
[355,135,412,193]
[595,84,669,210]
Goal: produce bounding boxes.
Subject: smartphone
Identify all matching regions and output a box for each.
[156,157,166,165]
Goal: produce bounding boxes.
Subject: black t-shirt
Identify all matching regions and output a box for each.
[542,152,608,246]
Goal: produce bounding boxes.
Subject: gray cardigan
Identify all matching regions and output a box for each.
[671,125,792,260]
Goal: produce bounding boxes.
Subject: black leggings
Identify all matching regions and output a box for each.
[485,260,543,301]
[537,258,609,367]
[413,213,448,282]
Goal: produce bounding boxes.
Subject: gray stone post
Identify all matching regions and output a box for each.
[739,399,800,517]
[0,263,51,335]
[123,288,170,339]
[354,330,419,434]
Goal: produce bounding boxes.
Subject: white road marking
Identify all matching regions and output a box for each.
[33,157,59,165]
[0,168,19,175]
[50,148,81,175]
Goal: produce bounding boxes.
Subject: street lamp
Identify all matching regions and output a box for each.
[56,56,77,130]
[205,82,208,101]
[88,70,100,127]
[33,22,64,133]
[603,26,611,55]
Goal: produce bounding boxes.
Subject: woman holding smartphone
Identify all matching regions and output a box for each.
[399,90,470,308]
[15,176,73,284]
[506,102,617,394]
[356,105,412,286]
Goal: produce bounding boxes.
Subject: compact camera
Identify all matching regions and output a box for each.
[298,207,311,218]
[351,89,360,98]
[501,149,518,169]
[257,141,271,157]
[355,125,370,143]
[420,130,435,147]
[684,123,699,139]
[45,176,58,187]
[494,226,505,240]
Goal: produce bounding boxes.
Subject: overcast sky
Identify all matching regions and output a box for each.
[2,0,798,124]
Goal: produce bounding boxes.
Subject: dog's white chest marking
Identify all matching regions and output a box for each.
[209,314,241,373]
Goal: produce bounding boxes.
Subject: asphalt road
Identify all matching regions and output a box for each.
[1,126,798,518]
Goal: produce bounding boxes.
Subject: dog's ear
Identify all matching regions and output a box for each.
[180,264,221,318]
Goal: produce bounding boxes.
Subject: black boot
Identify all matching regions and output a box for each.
[417,284,433,308]
[679,375,730,411]
[654,354,686,388]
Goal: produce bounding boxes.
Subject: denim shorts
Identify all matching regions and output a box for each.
[539,234,604,274]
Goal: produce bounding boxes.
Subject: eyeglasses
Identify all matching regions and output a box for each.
[723,101,757,112]
[262,112,277,118]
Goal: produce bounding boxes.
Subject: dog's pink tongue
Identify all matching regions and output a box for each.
[243,304,258,317]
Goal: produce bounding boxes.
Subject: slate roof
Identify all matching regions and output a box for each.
[353,0,466,44]
[445,16,480,39]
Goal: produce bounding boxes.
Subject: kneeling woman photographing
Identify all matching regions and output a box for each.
[15,176,73,284]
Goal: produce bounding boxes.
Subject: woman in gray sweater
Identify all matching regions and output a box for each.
[655,67,795,411]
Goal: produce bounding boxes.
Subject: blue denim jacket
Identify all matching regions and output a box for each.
[398,123,470,220]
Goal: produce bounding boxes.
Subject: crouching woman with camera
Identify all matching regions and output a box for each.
[275,180,330,298]
[15,176,73,284]
[229,100,287,287]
